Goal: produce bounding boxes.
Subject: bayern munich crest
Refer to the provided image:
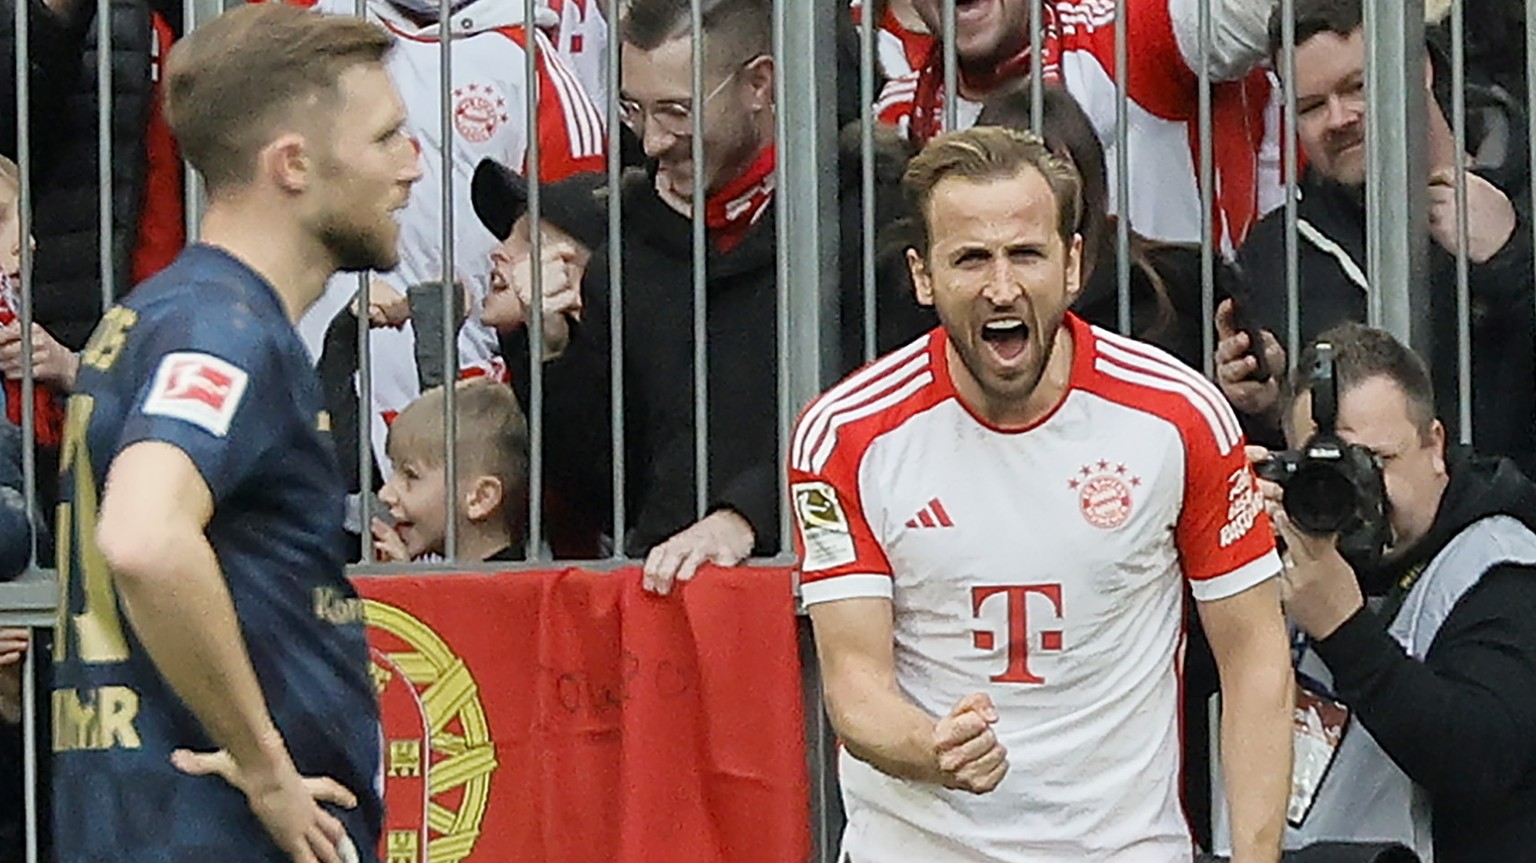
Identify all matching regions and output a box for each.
[452,83,508,143]
[1067,460,1142,529]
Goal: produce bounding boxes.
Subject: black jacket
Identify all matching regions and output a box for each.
[1313,451,1536,863]
[0,0,170,349]
[506,165,782,557]
[1237,86,1535,471]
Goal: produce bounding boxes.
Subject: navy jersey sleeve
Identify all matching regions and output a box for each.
[114,308,290,503]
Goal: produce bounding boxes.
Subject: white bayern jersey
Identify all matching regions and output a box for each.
[297,0,605,470]
[875,0,1282,248]
[543,0,610,109]
[789,316,1280,862]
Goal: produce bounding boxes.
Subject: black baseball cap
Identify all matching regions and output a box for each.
[471,158,609,252]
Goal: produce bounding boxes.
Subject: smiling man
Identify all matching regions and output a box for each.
[789,126,1292,862]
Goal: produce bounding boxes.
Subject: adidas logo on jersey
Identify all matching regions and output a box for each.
[905,498,954,529]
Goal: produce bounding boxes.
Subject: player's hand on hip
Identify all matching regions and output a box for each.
[642,509,755,596]
[171,746,358,863]
[933,692,1008,794]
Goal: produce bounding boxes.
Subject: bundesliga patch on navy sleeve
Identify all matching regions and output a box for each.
[141,351,250,437]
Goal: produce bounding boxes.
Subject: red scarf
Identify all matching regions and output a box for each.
[131,12,184,286]
[704,145,775,253]
[910,8,1061,147]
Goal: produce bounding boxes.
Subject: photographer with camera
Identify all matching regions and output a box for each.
[1248,323,1536,863]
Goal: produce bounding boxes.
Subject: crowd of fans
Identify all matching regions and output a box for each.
[0,0,1532,858]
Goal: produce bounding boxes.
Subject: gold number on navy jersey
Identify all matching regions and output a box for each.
[53,393,130,665]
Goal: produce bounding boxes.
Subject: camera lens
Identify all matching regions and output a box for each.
[1285,462,1356,534]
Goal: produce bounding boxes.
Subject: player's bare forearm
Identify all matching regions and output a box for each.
[98,442,290,776]
[808,597,947,785]
[1199,579,1292,863]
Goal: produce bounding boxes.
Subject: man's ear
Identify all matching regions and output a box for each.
[1065,233,1084,303]
[1429,419,1448,474]
[463,475,505,524]
[907,247,934,306]
[260,133,311,194]
[741,54,776,113]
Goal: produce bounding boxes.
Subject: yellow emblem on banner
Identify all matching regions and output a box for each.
[365,600,497,863]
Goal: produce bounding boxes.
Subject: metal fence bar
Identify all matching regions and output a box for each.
[1197,0,1215,379]
[1449,0,1472,445]
[691,0,708,520]
[98,0,113,316]
[524,0,545,558]
[438,0,459,560]
[354,0,373,563]
[941,0,956,131]
[775,0,840,552]
[1029,0,1043,133]
[1363,0,1429,354]
[860,0,877,365]
[11,0,39,854]
[1282,0,1300,365]
[1529,0,1536,380]
[607,0,626,556]
[1114,0,1130,335]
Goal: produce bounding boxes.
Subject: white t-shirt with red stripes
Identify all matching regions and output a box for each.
[789,315,1279,862]
[297,0,606,474]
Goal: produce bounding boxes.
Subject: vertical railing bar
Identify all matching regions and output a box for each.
[1527,0,1536,383]
[355,0,373,563]
[1450,0,1471,445]
[773,0,792,581]
[525,0,545,558]
[1198,0,1215,379]
[860,0,877,364]
[439,0,459,560]
[607,0,625,556]
[183,0,201,242]
[691,0,708,520]
[21,643,36,863]
[941,0,957,131]
[15,0,36,574]
[97,0,113,315]
[1029,0,1043,133]
[1282,0,1300,365]
[1114,0,1130,335]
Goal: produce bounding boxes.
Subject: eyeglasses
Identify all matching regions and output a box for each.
[617,57,760,138]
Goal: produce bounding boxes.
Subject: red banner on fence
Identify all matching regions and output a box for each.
[355,565,811,863]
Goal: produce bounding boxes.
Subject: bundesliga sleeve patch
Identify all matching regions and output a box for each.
[792,481,857,571]
[141,351,250,438]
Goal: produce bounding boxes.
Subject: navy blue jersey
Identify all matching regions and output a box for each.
[52,245,381,862]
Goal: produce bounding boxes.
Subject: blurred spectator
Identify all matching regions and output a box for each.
[497,0,785,593]
[848,0,932,81]
[1221,0,1534,473]
[372,379,530,563]
[874,0,1280,248]
[0,422,32,581]
[978,82,1210,369]
[295,0,605,500]
[0,0,184,350]
[1427,0,1527,106]
[1253,324,1536,862]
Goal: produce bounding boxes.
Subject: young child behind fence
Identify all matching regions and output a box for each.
[373,378,529,563]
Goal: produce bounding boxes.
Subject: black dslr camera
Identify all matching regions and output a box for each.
[1254,342,1391,567]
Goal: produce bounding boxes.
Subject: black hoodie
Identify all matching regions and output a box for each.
[1312,450,1536,863]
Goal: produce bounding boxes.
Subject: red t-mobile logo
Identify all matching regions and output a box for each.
[970,584,1064,685]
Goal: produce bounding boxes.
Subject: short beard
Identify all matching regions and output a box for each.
[322,216,398,274]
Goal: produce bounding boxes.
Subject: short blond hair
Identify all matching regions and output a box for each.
[902,125,1082,257]
[387,380,530,537]
[165,3,393,192]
